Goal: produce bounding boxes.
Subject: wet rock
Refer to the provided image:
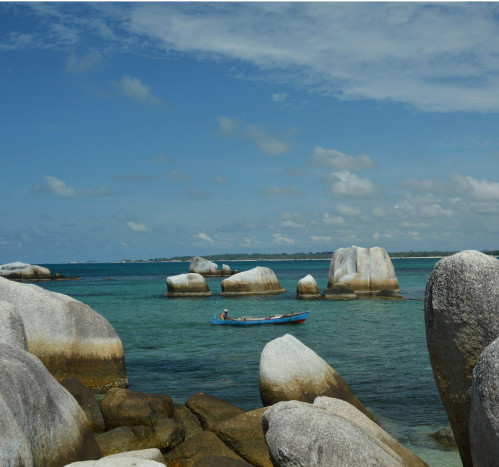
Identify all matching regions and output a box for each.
[431,425,456,447]
[221,267,285,296]
[424,250,499,466]
[296,274,320,299]
[166,273,213,297]
[212,407,272,467]
[101,388,174,429]
[189,257,220,276]
[0,343,101,465]
[0,300,28,350]
[0,277,127,390]
[185,393,245,430]
[322,283,357,300]
[259,334,374,421]
[66,448,165,466]
[174,404,203,440]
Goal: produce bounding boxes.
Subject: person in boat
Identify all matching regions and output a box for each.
[221,309,229,320]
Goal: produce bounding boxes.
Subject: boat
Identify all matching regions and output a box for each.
[210,310,310,325]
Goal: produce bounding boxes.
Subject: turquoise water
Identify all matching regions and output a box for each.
[39,259,461,466]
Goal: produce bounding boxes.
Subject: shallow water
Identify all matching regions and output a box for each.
[39,258,461,466]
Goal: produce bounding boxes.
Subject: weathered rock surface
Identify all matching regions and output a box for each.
[185,392,245,430]
[0,277,127,390]
[174,404,204,440]
[431,425,456,447]
[296,274,320,299]
[164,431,245,467]
[221,267,285,296]
[262,399,428,467]
[0,300,28,350]
[222,264,231,276]
[259,334,374,421]
[0,343,101,466]
[424,250,499,466]
[0,261,78,281]
[211,407,272,467]
[61,378,106,432]
[324,246,401,298]
[66,448,165,466]
[166,273,213,297]
[323,283,357,300]
[470,336,499,466]
[189,257,220,276]
[101,388,174,429]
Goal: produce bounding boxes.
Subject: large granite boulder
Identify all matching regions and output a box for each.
[189,257,220,276]
[66,449,165,466]
[424,250,499,467]
[470,336,499,466]
[0,300,28,350]
[259,334,374,421]
[0,276,128,390]
[221,267,285,296]
[296,274,320,299]
[0,343,101,465]
[166,273,213,297]
[174,404,204,440]
[323,246,401,299]
[222,264,231,276]
[185,393,245,430]
[0,261,77,281]
[262,399,428,467]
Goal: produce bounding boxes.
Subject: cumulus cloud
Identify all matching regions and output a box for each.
[324,171,377,197]
[119,75,162,105]
[197,232,214,243]
[420,204,453,218]
[259,186,304,196]
[310,235,332,242]
[127,221,149,232]
[322,214,346,226]
[310,147,374,171]
[273,233,295,245]
[451,174,499,200]
[65,51,102,73]
[31,175,110,197]
[336,204,362,216]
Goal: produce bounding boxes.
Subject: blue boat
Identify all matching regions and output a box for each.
[211,310,310,325]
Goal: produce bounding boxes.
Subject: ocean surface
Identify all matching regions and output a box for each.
[39,258,461,466]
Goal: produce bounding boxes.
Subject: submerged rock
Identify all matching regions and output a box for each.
[431,425,456,447]
[0,277,128,390]
[296,274,320,299]
[0,261,78,281]
[166,273,213,297]
[424,250,499,467]
[189,257,220,276]
[323,246,402,299]
[259,334,374,421]
[221,267,285,296]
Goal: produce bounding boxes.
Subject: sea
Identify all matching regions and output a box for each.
[38,258,462,466]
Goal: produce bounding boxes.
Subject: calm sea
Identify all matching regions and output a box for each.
[38,258,461,466]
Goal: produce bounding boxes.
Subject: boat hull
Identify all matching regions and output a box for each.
[211,311,310,325]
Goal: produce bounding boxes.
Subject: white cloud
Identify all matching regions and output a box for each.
[259,186,304,196]
[325,171,377,197]
[451,174,499,200]
[398,178,448,194]
[336,204,362,216]
[272,92,288,102]
[198,232,214,243]
[310,235,332,242]
[65,51,102,73]
[310,147,374,171]
[273,233,295,245]
[31,175,110,197]
[322,214,346,226]
[119,75,162,105]
[127,221,149,232]
[420,204,453,218]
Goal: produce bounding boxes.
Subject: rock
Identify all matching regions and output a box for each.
[0,300,28,350]
[174,404,203,440]
[222,264,231,276]
[431,425,456,447]
[211,407,272,467]
[259,334,374,421]
[296,274,320,299]
[164,431,245,467]
[0,261,78,281]
[189,257,220,276]
[323,246,401,298]
[0,277,127,390]
[185,393,245,430]
[424,250,499,467]
[0,343,101,465]
[221,267,285,296]
[96,419,183,456]
[374,289,405,300]
[60,378,106,432]
[166,273,213,297]
[470,336,499,466]
[101,388,174,429]
[66,449,165,466]
[322,283,357,300]
[193,456,252,467]
[262,399,428,467]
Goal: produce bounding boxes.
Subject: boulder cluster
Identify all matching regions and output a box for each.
[0,261,79,281]
[189,257,234,277]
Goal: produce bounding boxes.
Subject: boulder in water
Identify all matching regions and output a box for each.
[0,261,78,281]
[221,267,285,296]
[189,257,220,276]
[296,274,320,299]
[166,273,213,297]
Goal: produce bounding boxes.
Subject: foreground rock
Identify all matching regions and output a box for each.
[189,257,220,276]
[263,398,428,467]
[0,343,101,465]
[424,250,499,467]
[470,336,499,466]
[0,277,128,390]
[221,267,285,296]
[185,393,245,430]
[166,273,213,297]
[66,448,165,466]
[0,261,78,281]
[259,334,374,421]
[296,274,320,299]
[323,246,402,299]
[0,300,28,350]
[174,404,203,440]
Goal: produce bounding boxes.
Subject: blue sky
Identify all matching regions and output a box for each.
[1,2,499,263]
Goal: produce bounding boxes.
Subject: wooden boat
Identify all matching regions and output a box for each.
[210,310,310,326]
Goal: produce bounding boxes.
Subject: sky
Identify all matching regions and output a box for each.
[1,2,499,263]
